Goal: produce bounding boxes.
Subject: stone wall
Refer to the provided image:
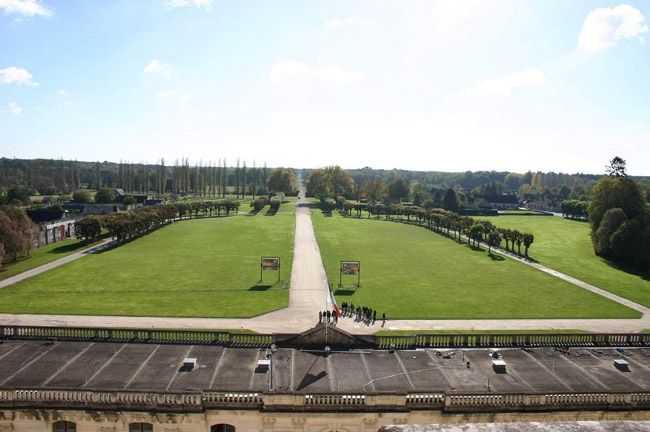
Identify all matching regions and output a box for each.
[3,409,650,432]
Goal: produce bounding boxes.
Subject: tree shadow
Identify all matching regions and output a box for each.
[468,244,484,252]
[334,289,356,296]
[603,258,650,282]
[487,254,505,261]
[49,242,87,254]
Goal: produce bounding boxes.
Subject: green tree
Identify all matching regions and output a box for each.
[388,178,409,202]
[594,208,627,256]
[0,206,32,261]
[442,188,459,211]
[76,215,103,242]
[606,156,627,177]
[95,188,116,203]
[123,196,137,205]
[328,166,354,197]
[486,230,502,255]
[504,173,522,191]
[588,176,645,235]
[267,168,297,194]
[306,169,330,197]
[522,233,534,258]
[7,187,31,205]
[362,178,386,202]
[306,166,354,198]
[72,190,92,203]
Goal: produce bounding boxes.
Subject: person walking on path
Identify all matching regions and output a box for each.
[319,311,322,323]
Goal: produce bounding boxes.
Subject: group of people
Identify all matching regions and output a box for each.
[318,309,338,325]
[317,303,387,326]
[340,302,385,324]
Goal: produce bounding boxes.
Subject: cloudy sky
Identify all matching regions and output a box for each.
[1,0,649,174]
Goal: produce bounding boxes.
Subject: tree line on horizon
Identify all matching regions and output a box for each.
[3,157,650,205]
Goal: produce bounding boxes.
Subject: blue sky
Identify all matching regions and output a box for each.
[1,0,649,175]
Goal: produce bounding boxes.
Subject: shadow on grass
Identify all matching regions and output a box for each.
[248,284,273,291]
[603,257,650,282]
[487,253,505,261]
[49,241,88,254]
[334,289,357,296]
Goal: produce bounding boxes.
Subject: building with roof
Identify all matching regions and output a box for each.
[2,326,650,431]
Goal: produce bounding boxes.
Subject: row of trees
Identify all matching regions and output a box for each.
[333,198,535,257]
[76,199,244,244]
[307,166,465,211]
[0,158,283,199]
[175,200,241,219]
[560,200,589,220]
[0,205,32,265]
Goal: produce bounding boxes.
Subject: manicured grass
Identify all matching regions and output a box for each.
[0,238,100,281]
[0,215,294,318]
[482,215,650,308]
[375,329,590,335]
[277,202,296,213]
[312,215,638,319]
[497,210,549,215]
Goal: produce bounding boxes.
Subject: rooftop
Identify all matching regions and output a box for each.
[1,339,649,395]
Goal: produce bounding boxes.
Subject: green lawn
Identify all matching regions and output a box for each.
[497,210,549,215]
[312,215,638,319]
[0,215,294,318]
[482,215,650,308]
[0,238,100,281]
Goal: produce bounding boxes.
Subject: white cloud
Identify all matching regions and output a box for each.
[579,5,648,52]
[269,61,364,86]
[468,68,549,97]
[2,102,21,114]
[155,89,189,105]
[0,0,52,18]
[165,0,211,10]
[324,16,377,30]
[8,102,21,114]
[0,66,39,86]
[144,59,174,76]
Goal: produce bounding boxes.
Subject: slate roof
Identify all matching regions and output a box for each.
[1,340,649,394]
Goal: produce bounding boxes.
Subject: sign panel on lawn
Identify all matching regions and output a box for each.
[262,257,280,271]
[339,260,361,288]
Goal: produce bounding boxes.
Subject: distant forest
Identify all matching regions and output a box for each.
[1,157,649,201]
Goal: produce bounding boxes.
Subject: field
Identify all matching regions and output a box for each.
[311,215,638,319]
[0,215,294,318]
[481,215,650,308]
[0,238,100,281]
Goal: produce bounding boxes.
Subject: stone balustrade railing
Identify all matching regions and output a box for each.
[2,389,650,413]
[2,325,650,349]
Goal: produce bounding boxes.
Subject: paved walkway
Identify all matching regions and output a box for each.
[0,238,115,290]
[1,198,648,334]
